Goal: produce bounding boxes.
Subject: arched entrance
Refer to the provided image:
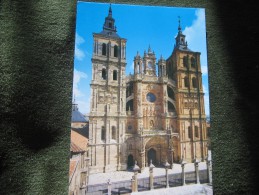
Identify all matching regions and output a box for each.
[147,148,157,165]
[127,154,134,169]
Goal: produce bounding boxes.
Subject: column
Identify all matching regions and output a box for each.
[181,157,186,186]
[194,157,200,184]
[164,160,170,188]
[107,179,111,195]
[149,160,155,190]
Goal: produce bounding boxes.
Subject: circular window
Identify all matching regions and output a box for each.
[146,92,156,102]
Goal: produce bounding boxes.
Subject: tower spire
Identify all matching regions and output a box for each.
[178,16,182,34]
[103,3,117,33]
[108,3,112,17]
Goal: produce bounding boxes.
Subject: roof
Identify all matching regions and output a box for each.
[177,45,193,52]
[70,129,88,151]
[71,103,87,123]
[70,141,85,153]
[98,30,121,38]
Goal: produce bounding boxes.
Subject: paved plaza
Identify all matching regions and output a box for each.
[131,184,213,195]
[88,162,208,185]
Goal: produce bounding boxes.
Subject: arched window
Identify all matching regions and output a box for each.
[167,86,175,100]
[113,70,117,80]
[114,45,118,57]
[184,76,189,87]
[102,43,106,56]
[191,57,196,68]
[192,77,197,88]
[101,126,106,141]
[102,69,106,80]
[109,22,112,28]
[188,126,192,139]
[112,126,116,140]
[183,56,188,68]
[126,100,134,111]
[195,126,199,138]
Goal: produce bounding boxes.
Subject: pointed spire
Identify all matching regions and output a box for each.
[160,54,163,60]
[178,16,182,33]
[148,45,152,53]
[103,4,117,33]
[108,3,112,17]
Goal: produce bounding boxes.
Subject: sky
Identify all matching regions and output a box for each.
[72,2,210,117]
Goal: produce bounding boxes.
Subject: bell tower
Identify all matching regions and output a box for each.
[166,17,208,162]
[89,4,127,173]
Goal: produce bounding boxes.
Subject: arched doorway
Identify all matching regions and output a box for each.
[127,154,134,169]
[147,148,157,165]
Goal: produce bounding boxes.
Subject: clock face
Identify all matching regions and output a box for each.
[146,92,156,102]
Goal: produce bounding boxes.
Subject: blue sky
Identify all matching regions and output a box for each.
[73,2,210,117]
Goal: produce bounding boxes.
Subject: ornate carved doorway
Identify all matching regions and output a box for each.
[147,148,157,165]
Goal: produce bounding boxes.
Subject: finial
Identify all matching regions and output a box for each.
[178,16,182,33]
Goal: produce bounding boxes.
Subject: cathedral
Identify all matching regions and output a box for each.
[88,5,208,174]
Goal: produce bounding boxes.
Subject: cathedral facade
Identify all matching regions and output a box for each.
[88,5,208,174]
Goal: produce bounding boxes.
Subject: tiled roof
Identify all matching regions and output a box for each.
[70,141,84,153]
[71,129,88,151]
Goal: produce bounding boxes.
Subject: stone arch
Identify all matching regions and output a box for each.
[145,136,168,166]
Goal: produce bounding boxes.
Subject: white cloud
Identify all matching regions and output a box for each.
[204,94,210,117]
[201,65,208,75]
[74,33,86,61]
[73,69,88,98]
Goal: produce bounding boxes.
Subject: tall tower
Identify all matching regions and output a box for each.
[88,4,127,173]
[166,18,208,162]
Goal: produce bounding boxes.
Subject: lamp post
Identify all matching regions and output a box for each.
[133,160,140,192]
[149,160,155,190]
[194,156,200,184]
[164,160,170,188]
[181,156,187,186]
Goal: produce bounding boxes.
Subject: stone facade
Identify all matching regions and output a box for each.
[88,5,208,174]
